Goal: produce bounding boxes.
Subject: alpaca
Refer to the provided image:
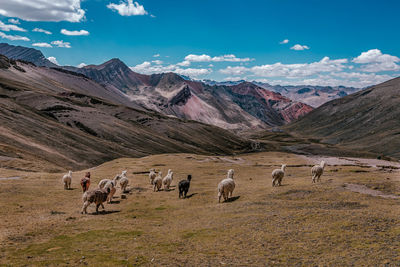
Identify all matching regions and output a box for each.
[98,175,120,203]
[178,175,192,198]
[153,171,163,192]
[149,169,157,185]
[272,164,286,187]
[218,169,235,203]
[81,187,110,214]
[311,161,326,183]
[162,169,174,191]
[80,172,91,192]
[119,170,129,193]
[62,170,72,190]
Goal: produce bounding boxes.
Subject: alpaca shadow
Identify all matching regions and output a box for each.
[90,210,120,215]
[66,188,76,191]
[184,193,198,199]
[109,200,121,204]
[164,188,175,192]
[225,196,240,203]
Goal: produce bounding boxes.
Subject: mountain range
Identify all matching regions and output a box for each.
[0,43,313,131]
[286,77,400,159]
[0,54,250,171]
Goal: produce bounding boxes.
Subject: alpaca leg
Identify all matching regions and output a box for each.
[81,201,89,214]
[218,191,222,203]
[96,204,100,214]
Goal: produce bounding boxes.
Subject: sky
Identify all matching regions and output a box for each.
[0,0,399,87]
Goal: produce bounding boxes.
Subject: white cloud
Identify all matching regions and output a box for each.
[130,61,211,77]
[153,54,160,57]
[107,0,148,16]
[220,57,348,78]
[352,49,400,72]
[51,40,71,48]
[0,21,26,32]
[77,63,87,68]
[280,39,289,44]
[0,0,85,22]
[61,29,89,36]
[32,42,52,48]
[176,60,191,67]
[0,31,29,41]
[47,56,59,65]
[290,44,310,51]
[152,60,163,65]
[184,54,252,62]
[33,28,52,35]
[8,18,20,24]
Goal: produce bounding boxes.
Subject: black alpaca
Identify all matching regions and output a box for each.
[178,175,192,198]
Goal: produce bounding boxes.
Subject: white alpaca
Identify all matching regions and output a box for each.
[218,169,235,203]
[153,171,163,192]
[119,170,129,193]
[162,169,174,191]
[98,175,120,203]
[62,170,72,190]
[149,169,157,185]
[311,161,326,183]
[272,164,286,187]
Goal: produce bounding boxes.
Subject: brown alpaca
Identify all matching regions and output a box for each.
[80,172,91,192]
[81,187,111,214]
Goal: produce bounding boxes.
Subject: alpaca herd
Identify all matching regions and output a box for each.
[61,160,327,214]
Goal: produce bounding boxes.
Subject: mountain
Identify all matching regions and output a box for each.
[0,43,313,130]
[0,55,250,171]
[67,60,312,130]
[286,77,400,159]
[0,43,57,67]
[253,82,359,108]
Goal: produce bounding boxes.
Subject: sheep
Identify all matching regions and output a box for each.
[178,175,192,198]
[272,164,286,187]
[162,169,174,191]
[81,187,110,214]
[218,169,235,203]
[62,170,72,190]
[153,171,163,192]
[98,175,120,203]
[80,172,91,192]
[149,168,157,185]
[311,161,326,183]
[118,170,129,193]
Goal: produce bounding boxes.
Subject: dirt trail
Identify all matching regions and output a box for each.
[344,183,400,199]
[300,155,400,168]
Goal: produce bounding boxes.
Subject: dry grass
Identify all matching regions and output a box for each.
[0,152,399,266]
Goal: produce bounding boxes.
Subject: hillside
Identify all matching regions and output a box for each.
[286,77,400,158]
[0,56,250,171]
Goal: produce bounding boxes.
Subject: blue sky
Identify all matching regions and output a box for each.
[0,0,399,87]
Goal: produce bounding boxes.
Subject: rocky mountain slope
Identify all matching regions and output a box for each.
[286,77,400,159]
[68,59,312,130]
[0,55,250,171]
[0,43,57,67]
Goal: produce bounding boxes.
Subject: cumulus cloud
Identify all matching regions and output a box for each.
[220,57,348,78]
[152,60,163,65]
[107,0,148,16]
[77,63,87,68]
[51,40,71,48]
[47,56,59,65]
[33,28,52,35]
[153,54,160,57]
[0,0,85,22]
[184,54,253,62]
[8,18,20,24]
[352,49,400,72]
[61,29,89,36]
[130,61,211,77]
[280,39,289,44]
[0,21,26,32]
[32,42,52,48]
[290,44,310,51]
[0,31,29,41]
